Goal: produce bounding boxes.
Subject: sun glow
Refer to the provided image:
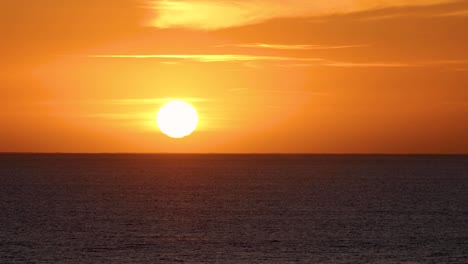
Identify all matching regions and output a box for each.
[156,100,198,138]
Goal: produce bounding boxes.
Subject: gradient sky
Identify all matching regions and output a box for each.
[1,0,467,153]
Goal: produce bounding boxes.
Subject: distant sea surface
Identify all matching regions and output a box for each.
[0,154,467,263]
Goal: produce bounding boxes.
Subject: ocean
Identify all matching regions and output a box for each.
[0,154,467,263]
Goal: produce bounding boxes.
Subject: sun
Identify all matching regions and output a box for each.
[156,100,198,138]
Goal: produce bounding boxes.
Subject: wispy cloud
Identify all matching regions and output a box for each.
[358,7,468,21]
[323,62,412,68]
[103,98,211,105]
[436,9,468,16]
[41,97,211,106]
[322,59,468,68]
[228,87,327,96]
[88,54,300,62]
[88,54,468,68]
[215,43,368,50]
[74,113,155,121]
[145,0,456,30]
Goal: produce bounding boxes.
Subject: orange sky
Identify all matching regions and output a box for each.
[1,0,467,153]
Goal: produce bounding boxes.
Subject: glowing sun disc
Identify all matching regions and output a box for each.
[157,100,198,138]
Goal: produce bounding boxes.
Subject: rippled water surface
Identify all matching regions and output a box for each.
[1,154,467,263]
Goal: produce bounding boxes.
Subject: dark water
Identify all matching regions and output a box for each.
[0,154,467,263]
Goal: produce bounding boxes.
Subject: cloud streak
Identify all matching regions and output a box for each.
[357,6,468,21]
[215,43,368,50]
[41,97,211,106]
[89,54,301,62]
[145,0,456,29]
[89,54,468,68]
[88,54,468,69]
